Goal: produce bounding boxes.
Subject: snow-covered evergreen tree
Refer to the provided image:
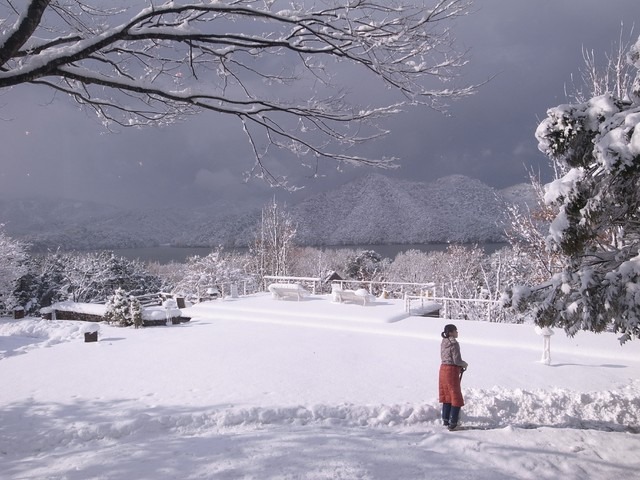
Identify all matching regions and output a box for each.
[104,288,130,327]
[13,251,67,315]
[129,296,143,329]
[511,36,640,343]
[344,250,387,282]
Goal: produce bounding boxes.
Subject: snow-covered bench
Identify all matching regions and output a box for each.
[332,286,375,306]
[410,301,441,317]
[268,283,310,301]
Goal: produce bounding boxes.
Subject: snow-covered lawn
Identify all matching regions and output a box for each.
[1,293,639,479]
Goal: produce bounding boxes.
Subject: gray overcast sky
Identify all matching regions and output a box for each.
[1,0,639,210]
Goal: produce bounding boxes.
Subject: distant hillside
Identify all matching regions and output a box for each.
[291,174,521,245]
[500,182,539,212]
[0,175,535,251]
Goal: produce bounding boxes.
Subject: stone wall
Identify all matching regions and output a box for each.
[54,310,104,322]
[51,308,189,327]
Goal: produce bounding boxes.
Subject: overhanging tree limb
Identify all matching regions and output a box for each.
[0,0,476,184]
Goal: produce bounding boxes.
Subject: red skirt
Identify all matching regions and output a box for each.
[439,364,464,407]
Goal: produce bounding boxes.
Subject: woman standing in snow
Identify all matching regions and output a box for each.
[439,324,468,430]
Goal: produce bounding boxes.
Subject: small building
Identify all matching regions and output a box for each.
[323,271,343,284]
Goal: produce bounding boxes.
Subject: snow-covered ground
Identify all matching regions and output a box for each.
[1,293,639,479]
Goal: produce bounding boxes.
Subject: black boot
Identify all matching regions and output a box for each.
[448,406,461,431]
[442,403,452,426]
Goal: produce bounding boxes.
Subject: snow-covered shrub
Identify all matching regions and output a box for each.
[129,296,143,329]
[104,288,131,327]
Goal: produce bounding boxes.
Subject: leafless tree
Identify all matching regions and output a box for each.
[502,169,565,285]
[565,23,636,103]
[251,197,296,280]
[0,224,28,312]
[0,0,475,186]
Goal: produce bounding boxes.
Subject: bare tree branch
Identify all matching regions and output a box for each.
[0,0,476,185]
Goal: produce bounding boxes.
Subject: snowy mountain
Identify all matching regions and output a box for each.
[499,182,539,212]
[290,174,520,245]
[0,175,534,251]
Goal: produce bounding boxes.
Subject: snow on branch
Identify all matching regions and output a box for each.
[514,35,640,343]
[0,0,475,185]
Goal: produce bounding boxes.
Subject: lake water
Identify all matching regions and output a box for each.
[112,243,508,264]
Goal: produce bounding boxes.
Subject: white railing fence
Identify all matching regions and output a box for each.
[262,275,322,294]
[328,280,436,299]
[404,295,508,323]
[262,276,436,298]
[161,275,511,323]
[160,279,258,303]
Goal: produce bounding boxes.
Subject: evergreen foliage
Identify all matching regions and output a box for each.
[14,250,162,315]
[104,288,130,327]
[510,36,640,343]
[13,253,67,315]
[129,296,143,329]
[344,250,386,282]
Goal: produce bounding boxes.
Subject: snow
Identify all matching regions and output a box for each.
[49,300,107,316]
[543,167,583,205]
[584,95,618,130]
[595,108,640,171]
[1,293,640,479]
[544,168,583,242]
[45,301,182,322]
